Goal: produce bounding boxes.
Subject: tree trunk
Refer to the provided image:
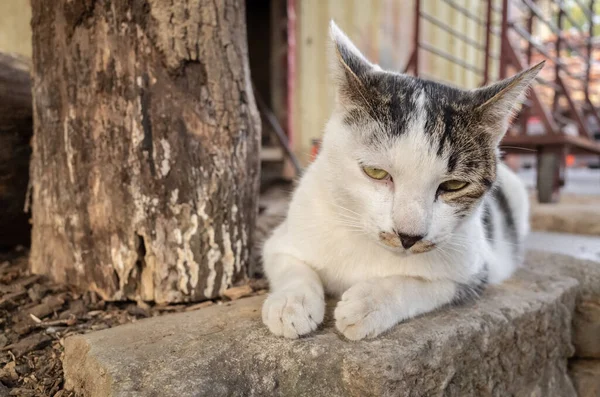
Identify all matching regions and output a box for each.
[29,0,260,303]
[0,53,32,248]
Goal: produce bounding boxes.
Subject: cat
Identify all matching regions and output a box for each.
[261,21,540,341]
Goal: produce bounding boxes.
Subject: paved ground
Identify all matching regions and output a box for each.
[527,231,600,263]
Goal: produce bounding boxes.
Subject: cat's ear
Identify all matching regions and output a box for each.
[473,61,544,143]
[328,21,375,100]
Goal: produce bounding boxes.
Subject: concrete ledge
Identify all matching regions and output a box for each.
[63,252,600,397]
[529,251,600,359]
[530,196,600,236]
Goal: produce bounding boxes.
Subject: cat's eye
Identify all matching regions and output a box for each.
[363,166,390,180]
[439,180,468,192]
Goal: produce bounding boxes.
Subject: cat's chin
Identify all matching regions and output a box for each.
[382,245,409,256]
[376,242,412,256]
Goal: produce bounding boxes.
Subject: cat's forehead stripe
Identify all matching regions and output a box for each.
[344,72,496,187]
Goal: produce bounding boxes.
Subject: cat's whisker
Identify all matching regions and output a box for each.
[440,244,465,254]
[434,247,454,266]
[326,201,363,217]
[334,222,365,229]
[293,218,368,234]
[331,213,362,223]
[444,240,469,250]
[335,222,363,228]
[333,212,362,222]
[324,201,381,230]
[344,229,369,235]
[285,214,373,236]
[446,240,480,251]
[335,222,364,229]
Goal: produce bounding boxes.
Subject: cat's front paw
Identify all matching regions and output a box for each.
[262,285,325,339]
[334,281,396,341]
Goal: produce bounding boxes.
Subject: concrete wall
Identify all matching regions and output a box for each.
[0,1,32,58]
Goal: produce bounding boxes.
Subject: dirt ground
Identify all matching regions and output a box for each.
[0,248,269,397]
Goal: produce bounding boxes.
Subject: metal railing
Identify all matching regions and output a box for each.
[404,0,501,85]
[404,0,600,202]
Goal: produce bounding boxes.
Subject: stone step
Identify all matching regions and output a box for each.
[63,251,600,397]
[529,193,600,237]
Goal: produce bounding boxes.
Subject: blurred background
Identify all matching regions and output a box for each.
[245,0,600,262]
[246,0,600,261]
[3,0,597,200]
[250,0,600,204]
[2,0,598,258]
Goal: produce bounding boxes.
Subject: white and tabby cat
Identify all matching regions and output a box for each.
[262,22,540,340]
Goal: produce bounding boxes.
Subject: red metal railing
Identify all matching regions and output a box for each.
[404,0,600,202]
[404,0,500,85]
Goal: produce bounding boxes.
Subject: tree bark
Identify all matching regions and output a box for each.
[0,53,32,248]
[29,0,260,303]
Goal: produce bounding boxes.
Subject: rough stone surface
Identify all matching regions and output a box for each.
[569,360,600,397]
[61,251,600,397]
[574,301,600,359]
[527,251,600,359]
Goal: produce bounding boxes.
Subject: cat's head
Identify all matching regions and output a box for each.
[319,21,542,254]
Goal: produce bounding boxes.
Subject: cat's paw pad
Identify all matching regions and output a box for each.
[262,286,325,339]
[334,282,393,341]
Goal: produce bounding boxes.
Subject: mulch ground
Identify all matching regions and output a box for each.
[0,248,268,397]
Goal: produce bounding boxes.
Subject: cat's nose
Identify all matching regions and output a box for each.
[397,233,423,249]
